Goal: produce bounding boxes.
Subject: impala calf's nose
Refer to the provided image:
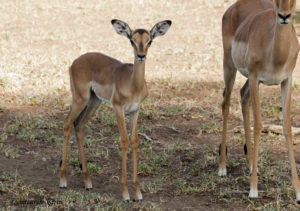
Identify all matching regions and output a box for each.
[137,54,146,62]
[278,13,291,24]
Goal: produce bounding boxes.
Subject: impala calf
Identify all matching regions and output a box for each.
[59,19,171,202]
[219,0,300,202]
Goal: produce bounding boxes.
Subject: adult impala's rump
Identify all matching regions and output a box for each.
[219,0,300,202]
[59,19,171,202]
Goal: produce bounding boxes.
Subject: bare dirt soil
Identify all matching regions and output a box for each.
[2,0,300,210]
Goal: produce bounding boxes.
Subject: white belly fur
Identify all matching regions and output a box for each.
[95,95,111,104]
[236,67,288,85]
[124,103,139,113]
[90,81,140,113]
[94,94,139,113]
[90,81,112,104]
[232,41,289,85]
[238,68,249,78]
[258,71,288,85]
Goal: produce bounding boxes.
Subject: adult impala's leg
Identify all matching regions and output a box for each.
[60,96,89,189]
[219,52,237,177]
[240,80,254,173]
[248,75,261,199]
[73,91,101,190]
[130,110,143,201]
[281,77,300,203]
[114,105,130,202]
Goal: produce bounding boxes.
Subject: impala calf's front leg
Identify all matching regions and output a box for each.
[114,105,130,202]
[248,77,262,199]
[130,110,143,201]
[281,78,300,203]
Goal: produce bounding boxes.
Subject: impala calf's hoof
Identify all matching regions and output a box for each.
[248,189,258,199]
[296,193,300,204]
[218,168,227,177]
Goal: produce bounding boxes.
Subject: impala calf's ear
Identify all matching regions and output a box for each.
[274,0,280,8]
[150,20,172,39]
[111,19,132,39]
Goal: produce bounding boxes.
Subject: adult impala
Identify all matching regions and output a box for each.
[59,19,171,202]
[219,0,300,202]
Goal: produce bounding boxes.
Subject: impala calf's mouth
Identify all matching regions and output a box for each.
[137,55,146,63]
[278,13,291,25]
[136,58,145,63]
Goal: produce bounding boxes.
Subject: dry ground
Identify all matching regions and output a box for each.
[2,0,300,210]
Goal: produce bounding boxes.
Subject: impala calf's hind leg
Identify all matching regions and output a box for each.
[281,78,300,203]
[74,91,101,190]
[130,110,143,201]
[240,80,254,174]
[60,98,89,189]
[219,57,237,177]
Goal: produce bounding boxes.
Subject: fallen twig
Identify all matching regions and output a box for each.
[157,124,183,133]
[234,124,300,144]
[138,133,153,142]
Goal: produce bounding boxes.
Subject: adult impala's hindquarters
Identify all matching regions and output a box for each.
[219,0,300,203]
[59,19,171,202]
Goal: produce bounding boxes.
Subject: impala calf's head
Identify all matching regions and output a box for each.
[274,0,296,25]
[111,19,172,63]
